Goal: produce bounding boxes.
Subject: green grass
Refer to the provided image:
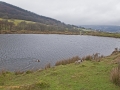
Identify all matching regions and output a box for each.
[0,52,120,90]
[0,18,35,25]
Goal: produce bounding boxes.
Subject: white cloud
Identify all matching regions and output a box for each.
[2,0,120,25]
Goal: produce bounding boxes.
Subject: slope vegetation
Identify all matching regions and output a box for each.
[0,1,62,26]
[0,1,82,34]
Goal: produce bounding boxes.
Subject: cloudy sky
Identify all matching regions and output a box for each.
[2,0,120,25]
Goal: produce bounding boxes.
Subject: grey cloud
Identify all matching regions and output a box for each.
[3,0,120,25]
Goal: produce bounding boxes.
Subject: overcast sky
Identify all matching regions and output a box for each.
[2,0,120,25]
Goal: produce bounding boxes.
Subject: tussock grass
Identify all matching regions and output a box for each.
[14,70,34,75]
[0,70,7,76]
[84,55,93,61]
[84,53,104,62]
[111,67,120,86]
[111,48,120,55]
[26,70,33,74]
[55,56,80,66]
[111,63,120,86]
[44,63,51,69]
[14,70,24,75]
[55,54,104,66]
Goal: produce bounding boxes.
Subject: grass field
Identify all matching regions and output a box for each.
[0,18,35,25]
[0,51,120,90]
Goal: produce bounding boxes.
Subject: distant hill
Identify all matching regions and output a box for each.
[0,1,64,26]
[80,25,120,33]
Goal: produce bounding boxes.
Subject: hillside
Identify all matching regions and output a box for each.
[0,1,82,34]
[0,1,63,26]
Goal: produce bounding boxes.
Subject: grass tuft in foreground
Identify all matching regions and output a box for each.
[111,63,120,86]
[55,56,80,66]
[44,63,51,70]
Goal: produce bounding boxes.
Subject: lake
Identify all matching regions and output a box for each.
[0,34,120,71]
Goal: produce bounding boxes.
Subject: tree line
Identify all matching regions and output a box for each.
[0,19,80,34]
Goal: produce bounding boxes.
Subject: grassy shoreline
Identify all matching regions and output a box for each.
[82,31,120,38]
[1,29,120,38]
[0,50,120,90]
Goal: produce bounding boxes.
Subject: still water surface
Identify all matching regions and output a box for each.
[0,34,120,71]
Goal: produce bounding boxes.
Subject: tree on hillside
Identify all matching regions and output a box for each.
[0,20,14,32]
[17,21,26,30]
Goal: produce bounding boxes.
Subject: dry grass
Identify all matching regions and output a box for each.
[84,53,103,62]
[26,70,33,74]
[111,64,120,86]
[84,55,93,61]
[14,70,24,75]
[111,48,120,55]
[0,70,7,76]
[55,56,80,66]
[44,63,51,69]
[55,54,103,66]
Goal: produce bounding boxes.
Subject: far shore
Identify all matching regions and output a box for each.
[1,30,120,38]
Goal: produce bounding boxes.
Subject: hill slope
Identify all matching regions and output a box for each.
[0,1,82,34]
[0,1,63,26]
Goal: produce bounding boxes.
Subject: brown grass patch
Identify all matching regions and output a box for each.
[44,63,51,69]
[110,65,120,86]
[55,56,80,66]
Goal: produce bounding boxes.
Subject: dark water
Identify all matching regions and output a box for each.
[0,34,120,71]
